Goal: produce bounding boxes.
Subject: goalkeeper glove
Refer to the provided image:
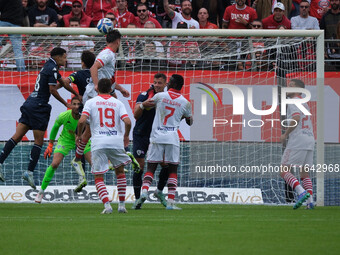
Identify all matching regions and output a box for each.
[44,143,53,159]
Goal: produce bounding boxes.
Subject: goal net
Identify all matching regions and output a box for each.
[0,27,337,205]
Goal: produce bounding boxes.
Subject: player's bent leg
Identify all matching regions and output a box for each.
[126,151,140,173]
[74,125,91,162]
[135,163,158,209]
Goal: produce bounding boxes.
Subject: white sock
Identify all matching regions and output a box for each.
[295,185,305,195]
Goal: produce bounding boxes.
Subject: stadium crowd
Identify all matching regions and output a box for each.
[1,0,340,70]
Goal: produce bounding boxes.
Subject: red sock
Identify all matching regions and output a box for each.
[301,177,313,196]
[167,173,178,200]
[95,177,109,204]
[75,139,87,159]
[282,172,300,190]
[117,174,126,202]
[142,172,154,192]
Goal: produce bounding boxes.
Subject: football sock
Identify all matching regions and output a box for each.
[41,165,56,190]
[167,173,178,200]
[301,177,314,203]
[133,171,143,199]
[117,174,126,203]
[28,144,42,172]
[142,172,154,193]
[95,177,109,204]
[157,166,169,191]
[282,172,304,195]
[0,138,17,164]
[75,139,87,160]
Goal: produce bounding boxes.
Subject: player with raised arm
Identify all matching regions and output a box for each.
[132,73,170,209]
[71,29,132,173]
[280,79,315,209]
[78,78,132,214]
[135,74,193,210]
[35,97,92,203]
[0,47,79,188]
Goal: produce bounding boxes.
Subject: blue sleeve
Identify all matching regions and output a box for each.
[136,93,148,104]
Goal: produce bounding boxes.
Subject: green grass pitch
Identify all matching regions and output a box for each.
[0,203,339,255]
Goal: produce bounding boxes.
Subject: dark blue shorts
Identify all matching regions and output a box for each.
[132,134,150,159]
[19,101,51,131]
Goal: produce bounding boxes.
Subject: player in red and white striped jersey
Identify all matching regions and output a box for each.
[78,78,132,214]
[135,74,193,210]
[280,79,315,209]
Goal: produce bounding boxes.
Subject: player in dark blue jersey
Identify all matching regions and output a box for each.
[59,50,96,100]
[0,47,79,188]
[132,73,170,209]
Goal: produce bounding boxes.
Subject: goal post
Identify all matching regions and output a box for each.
[0,27,330,205]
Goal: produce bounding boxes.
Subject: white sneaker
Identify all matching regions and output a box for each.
[118,205,128,213]
[35,191,44,203]
[0,164,5,182]
[101,207,113,214]
[22,171,36,189]
[74,178,87,192]
[71,157,85,176]
[166,200,182,210]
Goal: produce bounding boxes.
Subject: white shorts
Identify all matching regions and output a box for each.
[281,149,314,167]
[146,143,180,165]
[91,148,131,174]
[83,83,97,103]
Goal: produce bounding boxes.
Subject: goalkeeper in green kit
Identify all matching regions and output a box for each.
[35,97,91,203]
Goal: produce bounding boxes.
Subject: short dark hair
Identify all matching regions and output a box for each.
[69,17,80,24]
[154,73,166,81]
[106,29,122,43]
[98,78,112,93]
[137,3,148,9]
[291,79,305,88]
[169,74,184,90]
[300,0,310,5]
[50,47,66,57]
[71,96,80,102]
[81,50,95,69]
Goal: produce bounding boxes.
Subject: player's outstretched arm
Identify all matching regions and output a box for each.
[59,77,81,100]
[115,84,130,98]
[134,99,155,120]
[49,85,73,109]
[123,117,131,148]
[90,61,102,91]
[44,115,62,158]
[77,115,88,141]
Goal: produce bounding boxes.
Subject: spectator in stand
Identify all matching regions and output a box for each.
[0,0,26,71]
[222,0,258,29]
[262,2,291,29]
[156,0,182,28]
[112,0,135,28]
[310,0,330,22]
[128,0,157,16]
[28,0,59,27]
[105,10,119,27]
[163,0,199,29]
[320,0,340,39]
[135,3,162,28]
[60,0,95,27]
[85,0,116,25]
[198,7,219,29]
[253,0,292,21]
[22,0,30,27]
[291,0,320,30]
[326,20,340,69]
[192,0,227,27]
[60,17,95,69]
[51,0,73,22]
[61,0,95,27]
